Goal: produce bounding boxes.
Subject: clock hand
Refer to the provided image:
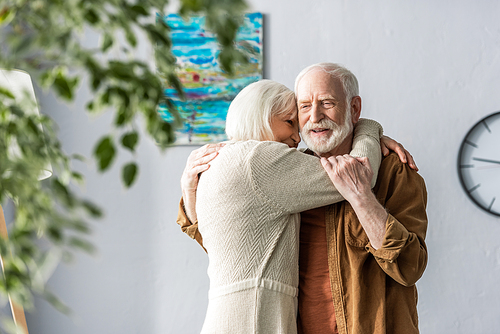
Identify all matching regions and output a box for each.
[472,157,500,165]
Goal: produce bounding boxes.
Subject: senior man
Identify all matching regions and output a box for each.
[294,63,427,334]
[177,63,427,334]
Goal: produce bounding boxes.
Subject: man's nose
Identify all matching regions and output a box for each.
[309,104,324,123]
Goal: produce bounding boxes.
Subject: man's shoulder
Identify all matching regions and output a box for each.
[377,152,426,186]
[380,152,403,168]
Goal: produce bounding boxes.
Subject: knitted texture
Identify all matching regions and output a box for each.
[195,119,382,333]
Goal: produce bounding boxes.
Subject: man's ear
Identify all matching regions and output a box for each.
[351,96,362,124]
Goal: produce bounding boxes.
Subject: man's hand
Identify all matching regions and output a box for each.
[321,155,388,249]
[181,143,225,223]
[320,155,373,204]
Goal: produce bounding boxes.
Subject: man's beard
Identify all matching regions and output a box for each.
[300,108,353,154]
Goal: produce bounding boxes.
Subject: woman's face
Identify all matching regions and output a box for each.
[269,107,301,148]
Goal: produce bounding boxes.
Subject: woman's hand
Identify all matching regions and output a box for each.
[380,135,418,171]
[181,143,225,193]
[181,143,225,223]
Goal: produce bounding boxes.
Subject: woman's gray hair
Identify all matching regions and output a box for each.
[225,79,296,141]
[294,63,359,103]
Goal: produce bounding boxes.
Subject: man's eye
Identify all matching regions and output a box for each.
[322,101,334,107]
[300,104,310,110]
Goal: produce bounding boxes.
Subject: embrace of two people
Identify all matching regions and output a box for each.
[177,63,428,334]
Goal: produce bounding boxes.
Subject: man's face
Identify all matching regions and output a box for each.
[296,69,354,155]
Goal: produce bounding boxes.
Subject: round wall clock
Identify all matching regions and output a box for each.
[457,111,500,217]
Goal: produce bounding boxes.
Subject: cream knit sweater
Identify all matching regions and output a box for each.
[196,119,383,334]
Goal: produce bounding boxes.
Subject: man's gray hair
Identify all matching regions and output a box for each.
[294,63,359,103]
[225,80,296,141]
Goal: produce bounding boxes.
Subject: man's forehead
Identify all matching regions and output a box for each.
[296,82,335,98]
[298,95,337,105]
[297,72,343,99]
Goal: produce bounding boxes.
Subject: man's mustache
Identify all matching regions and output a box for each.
[301,119,340,134]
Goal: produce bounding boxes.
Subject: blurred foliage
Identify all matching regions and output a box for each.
[0,0,248,331]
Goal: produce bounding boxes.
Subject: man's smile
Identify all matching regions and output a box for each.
[311,128,330,133]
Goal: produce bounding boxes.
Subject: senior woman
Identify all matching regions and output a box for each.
[176,79,413,333]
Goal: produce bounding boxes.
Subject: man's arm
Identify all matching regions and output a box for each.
[366,154,428,286]
[321,155,387,249]
[321,153,428,286]
[176,198,206,252]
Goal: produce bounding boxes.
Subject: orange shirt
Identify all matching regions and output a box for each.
[298,206,338,334]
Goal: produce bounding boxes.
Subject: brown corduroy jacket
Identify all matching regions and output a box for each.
[301,152,428,334]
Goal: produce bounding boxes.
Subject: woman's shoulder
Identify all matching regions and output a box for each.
[223,140,293,154]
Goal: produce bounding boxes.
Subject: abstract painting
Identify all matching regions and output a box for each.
[157,12,263,145]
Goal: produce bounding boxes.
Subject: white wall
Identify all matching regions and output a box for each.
[24,1,500,333]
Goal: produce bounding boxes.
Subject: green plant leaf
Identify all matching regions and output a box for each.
[53,74,79,101]
[0,87,15,99]
[125,27,137,47]
[71,171,85,185]
[122,162,138,187]
[81,200,103,218]
[68,237,96,254]
[131,5,149,16]
[84,8,100,25]
[71,153,86,162]
[52,179,75,208]
[101,33,113,52]
[121,132,139,152]
[108,61,135,81]
[114,106,133,126]
[0,7,16,26]
[93,136,116,171]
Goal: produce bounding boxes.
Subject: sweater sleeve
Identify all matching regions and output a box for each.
[247,143,342,214]
[248,119,382,214]
[351,118,383,187]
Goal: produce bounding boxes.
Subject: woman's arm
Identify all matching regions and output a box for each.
[350,118,383,187]
[178,121,418,220]
[176,143,224,252]
[180,143,225,223]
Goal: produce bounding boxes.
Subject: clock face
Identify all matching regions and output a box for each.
[458,111,500,217]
